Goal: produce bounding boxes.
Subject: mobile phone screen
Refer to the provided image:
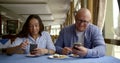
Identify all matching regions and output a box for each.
[30,44,37,52]
[73,43,82,50]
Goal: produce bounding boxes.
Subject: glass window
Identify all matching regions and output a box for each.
[50,25,60,35]
[113,0,120,59]
[113,0,119,29]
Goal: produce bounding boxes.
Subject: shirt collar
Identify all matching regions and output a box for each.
[28,34,40,42]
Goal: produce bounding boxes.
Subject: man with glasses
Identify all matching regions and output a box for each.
[55,8,106,58]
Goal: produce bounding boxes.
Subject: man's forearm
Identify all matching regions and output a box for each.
[85,45,106,58]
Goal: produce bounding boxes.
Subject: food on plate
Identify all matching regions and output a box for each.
[50,54,68,59]
[53,54,59,58]
[58,55,67,59]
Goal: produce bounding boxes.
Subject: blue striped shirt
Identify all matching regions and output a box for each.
[55,24,106,58]
[11,31,55,54]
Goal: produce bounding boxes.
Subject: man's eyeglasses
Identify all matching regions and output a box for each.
[76,20,89,24]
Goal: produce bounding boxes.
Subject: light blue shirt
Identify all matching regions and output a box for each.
[55,24,106,58]
[11,31,56,54]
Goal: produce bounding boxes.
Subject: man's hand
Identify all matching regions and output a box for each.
[62,47,72,55]
[72,46,87,57]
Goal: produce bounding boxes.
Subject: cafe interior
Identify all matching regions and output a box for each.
[0,0,120,62]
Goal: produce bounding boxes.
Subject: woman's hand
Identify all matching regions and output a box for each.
[31,48,48,55]
[19,39,29,50]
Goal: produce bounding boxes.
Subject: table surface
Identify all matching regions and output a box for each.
[0,54,120,63]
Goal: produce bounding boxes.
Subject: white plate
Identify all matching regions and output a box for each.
[69,54,80,58]
[48,55,68,59]
[48,55,54,58]
[26,54,40,57]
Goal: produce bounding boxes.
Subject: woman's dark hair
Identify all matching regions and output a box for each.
[17,15,44,38]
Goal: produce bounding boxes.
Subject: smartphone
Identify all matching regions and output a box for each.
[30,44,37,53]
[73,43,82,50]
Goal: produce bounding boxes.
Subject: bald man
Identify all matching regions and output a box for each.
[55,8,106,58]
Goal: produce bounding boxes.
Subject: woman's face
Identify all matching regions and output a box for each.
[29,18,40,36]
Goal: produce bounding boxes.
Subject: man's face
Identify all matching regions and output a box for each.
[75,13,90,32]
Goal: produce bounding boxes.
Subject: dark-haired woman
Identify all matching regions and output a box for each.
[6,15,55,55]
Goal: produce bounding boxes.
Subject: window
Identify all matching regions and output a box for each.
[113,0,119,29]
[50,25,60,35]
[113,45,120,59]
[113,0,120,59]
